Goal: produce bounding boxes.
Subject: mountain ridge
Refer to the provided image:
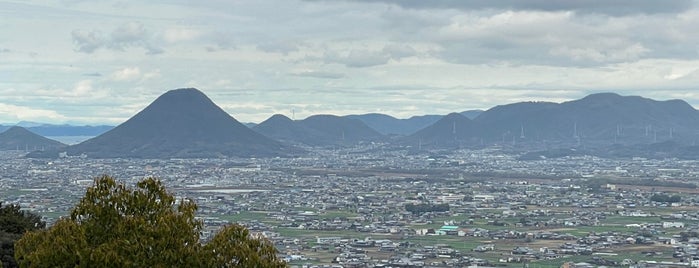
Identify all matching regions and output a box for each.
[253,114,384,146]
[18,90,699,159]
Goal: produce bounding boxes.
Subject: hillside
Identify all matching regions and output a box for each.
[0,126,66,151]
[254,114,384,146]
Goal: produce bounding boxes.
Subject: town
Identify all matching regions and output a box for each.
[3,146,699,268]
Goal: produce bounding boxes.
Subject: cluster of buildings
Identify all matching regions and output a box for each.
[4,146,699,267]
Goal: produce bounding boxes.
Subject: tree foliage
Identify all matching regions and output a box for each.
[405,203,450,215]
[14,175,285,267]
[0,202,45,268]
[650,193,681,203]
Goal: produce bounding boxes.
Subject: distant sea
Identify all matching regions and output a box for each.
[47,136,94,145]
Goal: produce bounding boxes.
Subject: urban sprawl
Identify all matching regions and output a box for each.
[3,146,699,268]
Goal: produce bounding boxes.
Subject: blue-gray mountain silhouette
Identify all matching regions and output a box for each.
[474,92,699,146]
[254,114,384,146]
[0,126,65,151]
[30,88,297,158]
[345,113,442,136]
[402,113,479,148]
[404,93,699,151]
[345,110,482,136]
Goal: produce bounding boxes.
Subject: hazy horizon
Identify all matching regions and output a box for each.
[0,90,696,126]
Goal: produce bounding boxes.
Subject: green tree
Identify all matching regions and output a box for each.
[650,193,681,203]
[14,175,285,267]
[0,202,45,268]
[203,224,285,267]
[404,203,450,215]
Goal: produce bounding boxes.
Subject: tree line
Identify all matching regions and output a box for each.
[404,203,450,215]
[650,193,682,203]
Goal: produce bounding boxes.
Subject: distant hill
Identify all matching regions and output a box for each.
[561,93,699,143]
[0,123,114,137]
[402,113,480,148]
[473,93,699,147]
[460,110,483,120]
[397,92,699,155]
[254,114,384,146]
[29,88,298,158]
[473,101,561,143]
[253,114,314,145]
[345,113,443,136]
[0,126,66,151]
[14,121,45,128]
[300,115,385,145]
[346,110,481,136]
[27,124,113,137]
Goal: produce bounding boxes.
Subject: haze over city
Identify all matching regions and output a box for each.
[3,0,699,125]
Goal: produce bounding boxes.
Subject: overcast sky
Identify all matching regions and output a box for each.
[2,0,699,125]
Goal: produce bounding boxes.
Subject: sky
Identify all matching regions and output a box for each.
[2,0,699,125]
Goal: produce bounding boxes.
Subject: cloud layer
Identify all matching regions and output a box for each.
[348,0,694,15]
[72,22,163,54]
[2,0,699,124]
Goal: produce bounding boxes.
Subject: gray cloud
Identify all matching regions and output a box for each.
[204,31,238,52]
[7,0,699,125]
[382,44,417,59]
[304,1,687,67]
[256,41,301,55]
[316,44,418,68]
[71,22,163,54]
[345,0,694,16]
[71,29,106,53]
[323,49,391,67]
[109,22,147,48]
[290,70,345,79]
[370,7,697,67]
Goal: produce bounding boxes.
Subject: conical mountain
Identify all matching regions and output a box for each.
[254,114,385,146]
[403,113,479,148]
[0,126,65,151]
[32,88,297,158]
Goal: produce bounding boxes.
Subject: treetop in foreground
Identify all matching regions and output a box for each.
[1,202,45,268]
[14,175,286,268]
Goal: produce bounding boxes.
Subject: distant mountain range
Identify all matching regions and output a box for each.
[401,112,480,148]
[338,110,482,136]
[0,124,113,137]
[472,93,699,146]
[344,113,441,136]
[253,114,384,146]
[9,89,699,160]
